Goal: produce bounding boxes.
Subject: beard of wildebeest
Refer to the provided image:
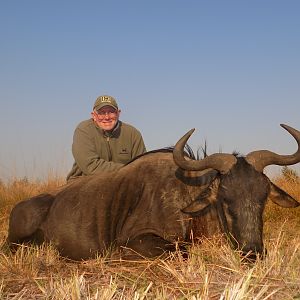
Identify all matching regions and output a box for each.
[216,157,269,257]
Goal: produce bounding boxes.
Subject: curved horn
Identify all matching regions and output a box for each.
[173,129,237,174]
[246,124,300,172]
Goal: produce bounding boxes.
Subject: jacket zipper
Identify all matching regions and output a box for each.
[106,136,112,161]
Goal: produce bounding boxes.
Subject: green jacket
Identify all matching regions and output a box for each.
[66,119,146,181]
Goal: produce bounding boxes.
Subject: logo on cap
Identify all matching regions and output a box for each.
[100,96,112,103]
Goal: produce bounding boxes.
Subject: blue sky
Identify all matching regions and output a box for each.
[1,1,300,181]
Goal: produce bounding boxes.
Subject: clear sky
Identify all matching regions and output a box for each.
[1,1,300,181]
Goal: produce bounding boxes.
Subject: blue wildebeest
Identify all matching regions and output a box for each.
[8,124,300,260]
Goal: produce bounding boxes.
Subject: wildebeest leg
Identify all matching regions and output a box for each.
[8,193,54,248]
[121,234,184,259]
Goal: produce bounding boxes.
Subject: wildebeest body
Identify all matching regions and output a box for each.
[8,124,300,260]
[10,152,216,260]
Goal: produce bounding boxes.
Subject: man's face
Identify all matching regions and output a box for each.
[92,105,120,131]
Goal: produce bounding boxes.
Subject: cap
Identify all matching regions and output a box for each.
[93,95,118,111]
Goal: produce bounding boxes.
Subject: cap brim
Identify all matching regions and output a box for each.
[94,103,118,111]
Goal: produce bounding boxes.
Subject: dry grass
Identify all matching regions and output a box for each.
[1,172,300,299]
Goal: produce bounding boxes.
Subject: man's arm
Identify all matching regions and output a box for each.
[131,130,146,158]
[72,127,123,175]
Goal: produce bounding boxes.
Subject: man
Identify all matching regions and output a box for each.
[67,95,146,181]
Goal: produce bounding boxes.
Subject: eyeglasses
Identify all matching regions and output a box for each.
[94,110,118,118]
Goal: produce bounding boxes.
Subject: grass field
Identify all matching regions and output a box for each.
[1,170,300,299]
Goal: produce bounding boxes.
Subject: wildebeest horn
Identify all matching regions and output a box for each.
[246,124,300,172]
[173,129,237,174]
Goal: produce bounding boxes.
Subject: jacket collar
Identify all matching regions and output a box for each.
[101,121,121,138]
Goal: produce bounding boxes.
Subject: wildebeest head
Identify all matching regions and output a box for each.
[173,124,300,259]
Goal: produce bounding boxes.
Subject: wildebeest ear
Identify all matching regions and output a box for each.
[269,183,300,208]
[181,178,219,214]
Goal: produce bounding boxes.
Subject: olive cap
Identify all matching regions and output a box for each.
[93,95,118,111]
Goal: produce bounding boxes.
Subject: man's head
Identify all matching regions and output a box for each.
[92,95,121,131]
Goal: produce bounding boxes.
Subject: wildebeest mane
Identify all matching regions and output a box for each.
[126,144,200,165]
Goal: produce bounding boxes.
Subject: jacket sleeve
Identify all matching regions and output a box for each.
[131,130,146,158]
[72,127,124,175]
